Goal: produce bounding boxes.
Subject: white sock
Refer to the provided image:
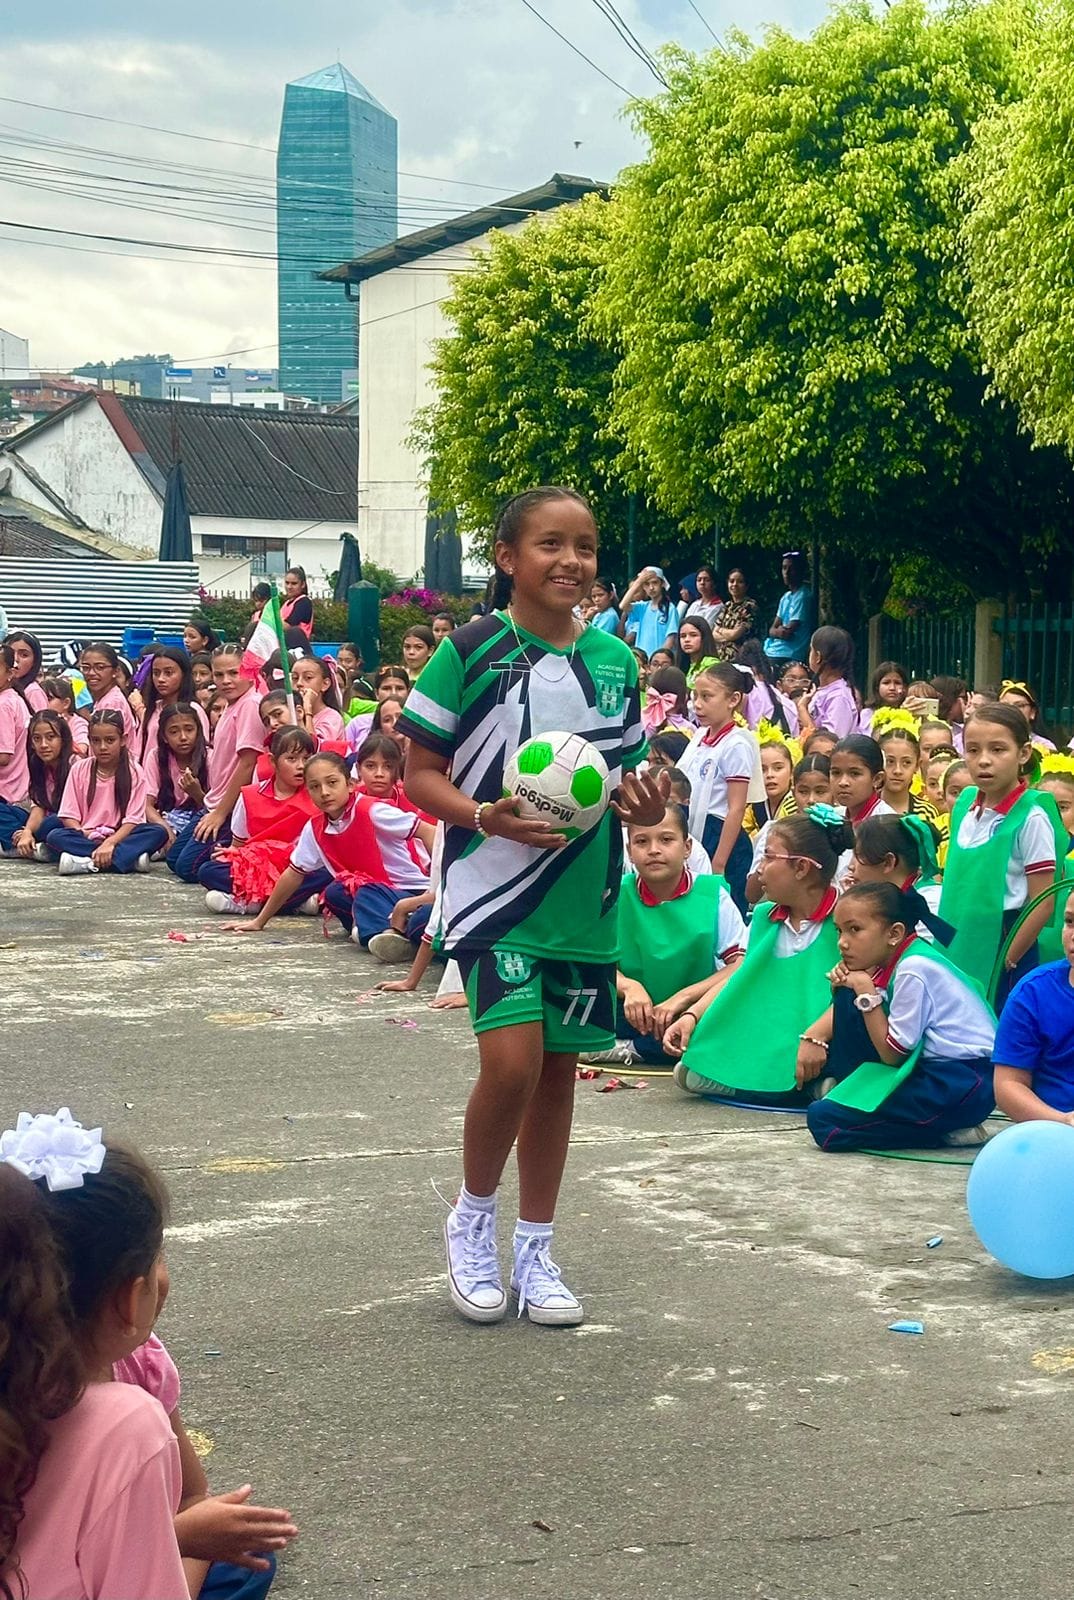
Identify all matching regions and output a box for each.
[456,1185,496,1218]
[513,1219,552,1253]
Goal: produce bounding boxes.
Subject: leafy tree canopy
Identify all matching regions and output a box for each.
[596,0,1070,587]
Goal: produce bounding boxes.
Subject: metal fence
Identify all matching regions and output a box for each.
[0,558,199,655]
[877,611,976,682]
[995,600,1074,738]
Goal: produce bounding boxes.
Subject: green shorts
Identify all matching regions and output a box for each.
[455,947,616,1053]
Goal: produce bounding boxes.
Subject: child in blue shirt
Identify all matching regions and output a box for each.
[993,894,1074,1122]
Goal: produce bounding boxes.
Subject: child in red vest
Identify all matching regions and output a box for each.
[232,752,435,960]
[200,725,330,917]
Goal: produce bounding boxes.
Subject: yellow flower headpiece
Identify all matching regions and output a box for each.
[1039,752,1074,778]
[757,718,803,766]
[871,706,922,741]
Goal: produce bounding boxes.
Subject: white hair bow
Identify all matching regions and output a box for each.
[0,1108,106,1192]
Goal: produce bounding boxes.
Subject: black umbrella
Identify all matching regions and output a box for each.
[159,459,193,562]
[333,531,363,602]
[424,499,462,594]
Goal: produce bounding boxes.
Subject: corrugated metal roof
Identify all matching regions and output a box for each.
[0,558,199,656]
[117,397,358,522]
[0,511,106,560]
[319,173,609,284]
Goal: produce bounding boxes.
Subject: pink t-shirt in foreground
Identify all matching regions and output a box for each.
[205,688,263,809]
[0,685,31,804]
[113,1332,181,1415]
[23,680,49,712]
[59,756,149,839]
[68,712,91,753]
[91,684,139,744]
[15,1381,187,1600]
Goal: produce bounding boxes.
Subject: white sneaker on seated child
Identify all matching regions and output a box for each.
[579,1040,642,1067]
[205,890,249,915]
[511,1224,583,1326]
[672,1061,734,1097]
[58,852,97,876]
[942,1123,994,1148]
[368,930,413,963]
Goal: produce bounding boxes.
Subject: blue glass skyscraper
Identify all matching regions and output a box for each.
[277,63,397,404]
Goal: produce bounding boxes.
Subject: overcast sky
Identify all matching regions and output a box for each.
[0,0,829,372]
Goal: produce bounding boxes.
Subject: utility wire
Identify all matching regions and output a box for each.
[235,418,354,495]
[686,0,723,48]
[516,0,634,96]
[0,94,526,194]
[589,0,668,86]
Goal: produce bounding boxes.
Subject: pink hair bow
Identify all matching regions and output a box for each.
[643,688,679,735]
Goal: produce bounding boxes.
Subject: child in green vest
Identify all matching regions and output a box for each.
[801,882,996,1151]
[939,703,1065,1009]
[581,803,746,1069]
[667,808,853,1099]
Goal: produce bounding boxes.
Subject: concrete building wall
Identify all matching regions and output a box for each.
[6,403,159,553]
[0,328,30,378]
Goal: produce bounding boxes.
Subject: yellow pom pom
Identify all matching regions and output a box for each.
[871,706,922,740]
[1040,751,1074,777]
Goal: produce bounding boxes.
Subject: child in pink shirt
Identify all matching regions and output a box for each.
[168,645,263,881]
[47,708,168,875]
[0,644,31,840]
[114,1332,296,1598]
[6,628,47,711]
[0,1111,188,1600]
[80,640,139,744]
[291,652,346,745]
[43,674,90,754]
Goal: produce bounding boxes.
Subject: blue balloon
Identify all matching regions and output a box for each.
[967,1120,1074,1278]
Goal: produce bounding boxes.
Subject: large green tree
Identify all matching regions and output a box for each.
[963,1,1074,455]
[596,0,1073,606]
[410,195,682,573]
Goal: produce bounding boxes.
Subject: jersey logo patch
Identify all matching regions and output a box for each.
[592,664,626,718]
[495,950,534,985]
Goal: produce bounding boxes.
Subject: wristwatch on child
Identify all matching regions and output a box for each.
[854,991,884,1013]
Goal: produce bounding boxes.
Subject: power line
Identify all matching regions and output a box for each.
[0,94,526,195]
[685,0,722,47]
[235,417,354,495]
[516,0,634,96]
[589,0,668,86]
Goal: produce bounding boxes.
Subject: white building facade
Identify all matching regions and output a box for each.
[320,174,606,583]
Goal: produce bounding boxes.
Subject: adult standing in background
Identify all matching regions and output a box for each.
[281,566,314,639]
[683,564,723,629]
[620,566,679,658]
[711,569,758,661]
[763,552,813,663]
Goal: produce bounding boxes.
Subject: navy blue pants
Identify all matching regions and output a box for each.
[699,815,752,917]
[993,908,1039,1014]
[323,879,431,946]
[200,1554,276,1600]
[46,823,170,874]
[616,1012,676,1066]
[167,811,233,882]
[198,858,334,913]
[806,987,995,1151]
[0,802,60,850]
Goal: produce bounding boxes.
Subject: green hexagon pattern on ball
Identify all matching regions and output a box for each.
[502,732,611,843]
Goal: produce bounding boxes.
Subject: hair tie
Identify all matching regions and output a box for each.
[0,1108,106,1193]
[902,887,956,949]
[806,801,847,833]
[899,813,939,879]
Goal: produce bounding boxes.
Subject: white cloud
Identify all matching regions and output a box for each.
[0,0,829,368]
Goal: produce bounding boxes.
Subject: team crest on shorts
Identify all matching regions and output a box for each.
[592,664,626,718]
[495,950,534,985]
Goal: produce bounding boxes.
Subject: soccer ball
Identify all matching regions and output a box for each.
[503,732,611,841]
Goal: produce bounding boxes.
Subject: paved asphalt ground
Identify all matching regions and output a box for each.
[4,862,1074,1598]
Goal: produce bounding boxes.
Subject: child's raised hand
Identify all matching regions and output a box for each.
[826,961,851,989]
[611,767,671,828]
[482,796,568,850]
[175,1484,298,1569]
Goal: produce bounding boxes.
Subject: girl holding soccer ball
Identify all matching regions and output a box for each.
[400,487,668,1327]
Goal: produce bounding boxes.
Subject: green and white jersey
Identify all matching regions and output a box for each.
[399,611,646,960]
